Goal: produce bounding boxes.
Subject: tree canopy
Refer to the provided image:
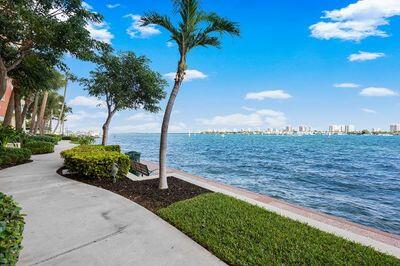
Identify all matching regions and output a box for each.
[82,51,167,114]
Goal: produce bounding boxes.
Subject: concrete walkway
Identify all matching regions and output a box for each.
[0,141,224,266]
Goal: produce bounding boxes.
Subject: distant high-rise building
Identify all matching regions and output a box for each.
[329,124,354,133]
[299,125,311,132]
[345,125,355,133]
[285,125,293,132]
[390,124,400,132]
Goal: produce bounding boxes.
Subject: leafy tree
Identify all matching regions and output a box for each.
[81,51,167,145]
[141,0,240,189]
[0,0,106,100]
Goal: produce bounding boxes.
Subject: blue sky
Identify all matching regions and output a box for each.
[64,0,400,133]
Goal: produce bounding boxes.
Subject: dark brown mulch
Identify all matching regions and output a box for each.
[57,167,212,212]
[0,160,33,170]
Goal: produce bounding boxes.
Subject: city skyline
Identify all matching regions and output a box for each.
[64,0,400,133]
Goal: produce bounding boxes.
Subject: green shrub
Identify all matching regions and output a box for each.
[28,135,58,144]
[0,192,25,265]
[77,136,95,145]
[23,141,54,155]
[61,146,129,179]
[0,126,27,147]
[61,136,72,140]
[0,148,31,166]
[45,134,62,142]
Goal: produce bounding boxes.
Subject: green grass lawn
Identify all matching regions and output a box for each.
[158,193,400,266]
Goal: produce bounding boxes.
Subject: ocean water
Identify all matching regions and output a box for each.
[108,133,400,235]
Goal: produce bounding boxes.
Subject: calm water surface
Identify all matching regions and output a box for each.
[108,133,400,235]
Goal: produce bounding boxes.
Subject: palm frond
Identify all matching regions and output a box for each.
[203,12,240,36]
[141,12,179,37]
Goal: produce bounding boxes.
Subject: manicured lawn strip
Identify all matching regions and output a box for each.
[158,193,399,266]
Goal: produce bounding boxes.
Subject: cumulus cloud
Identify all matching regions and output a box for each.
[67,111,108,122]
[245,90,292,100]
[334,83,361,88]
[125,14,161,38]
[112,122,186,133]
[348,51,385,61]
[241,106,256,111]
[127,112,160,122]
[69,96,106,108]
[310,0,400,41]
[361,108,377,113]
[164,69,207,82]
[86,22,114,44]
[166,41,175,48]
[106,3,120,8]
[197,109,287,128]
[360,87,398,97]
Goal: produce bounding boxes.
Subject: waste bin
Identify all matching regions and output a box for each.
[126,151,141,162]
[126,151,141,175]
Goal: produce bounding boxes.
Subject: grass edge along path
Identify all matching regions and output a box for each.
[157,193,400,266]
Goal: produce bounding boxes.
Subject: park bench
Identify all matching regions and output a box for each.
[130,161,158,177]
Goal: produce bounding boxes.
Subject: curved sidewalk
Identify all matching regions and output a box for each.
[0,141,224,266]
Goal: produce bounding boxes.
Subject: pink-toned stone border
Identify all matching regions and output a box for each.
[142,160,400,258]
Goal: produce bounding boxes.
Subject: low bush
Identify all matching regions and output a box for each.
[0,192,25,265]
[61,136,72,140]
[76,136,95,145]
[45,134,62,142]
[28,135,58,145]
[158,193,400,265]
[0,148,31,167]
[23,141,54,155]
[61,145,129,179]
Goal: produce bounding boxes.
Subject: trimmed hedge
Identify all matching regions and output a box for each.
[23,141,54,155]
[0,192,25,265]
[61,145,129,179]
[0,148,31,167]
[28,135,58,145]
[45,134,62,142]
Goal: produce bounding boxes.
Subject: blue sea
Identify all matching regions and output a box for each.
[108,133,400,235]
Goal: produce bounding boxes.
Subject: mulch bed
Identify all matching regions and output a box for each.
[0,160,33,171]
[57,167,212,212]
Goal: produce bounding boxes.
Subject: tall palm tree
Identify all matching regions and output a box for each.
[142,0,240,189]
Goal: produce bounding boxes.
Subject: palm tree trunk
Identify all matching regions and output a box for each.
[38,91,48,135]
[14,88,22,130]
[30,93,39,134]
[53,79,67,134]
[159,58,186,189]
[49,109,53,133]
[0,61,7,100]
[102,110,115,145]
[3,89,14,126]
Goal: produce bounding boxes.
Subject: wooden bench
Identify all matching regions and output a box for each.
[130,161,157,177]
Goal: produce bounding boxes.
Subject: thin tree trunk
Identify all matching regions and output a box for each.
[30,93,39,134]
[49,109,53,133]
[102,110,115,145]
[21,95,33,129]
[159,58,186,189]
[0,58,8,100]
[38,91,48,135]
[53,79,67,134]
[14,88,22,130]
[3,89,14,126]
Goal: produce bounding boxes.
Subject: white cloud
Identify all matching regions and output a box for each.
[112,122,186,133]
[106,3,120,8]
[164,69,207,82]
[348,51,385,61]
[67,111,108,122]
[125,14,161,38]
[69,96,106,108]
[334,83,361,88]
[361,108,377,113]
[86,21,114,44]
[197,109,287,128]
[310,0,400,41]
[127,112,160,122]
[166,41,175,48]
[245,90,292,100]
[360,87,398,97]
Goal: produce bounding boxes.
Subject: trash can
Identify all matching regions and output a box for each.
[126,151,141,175]
[126,151,141,162]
